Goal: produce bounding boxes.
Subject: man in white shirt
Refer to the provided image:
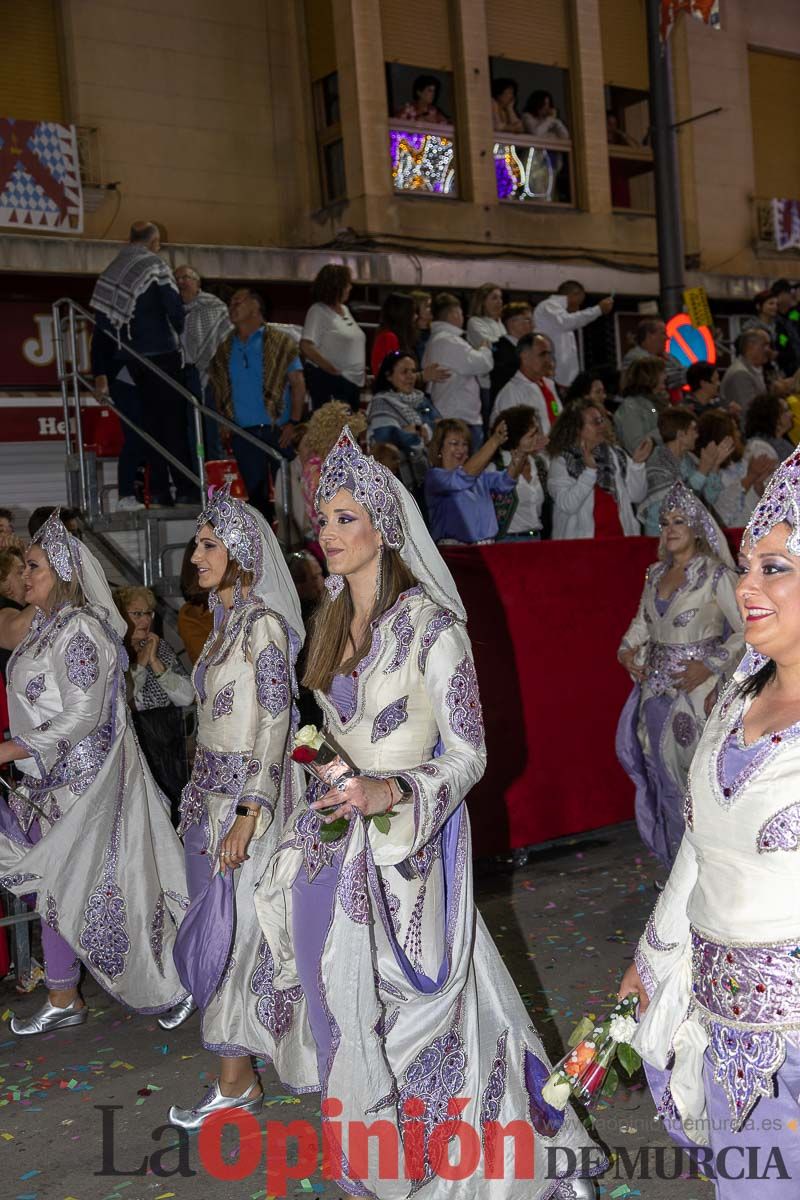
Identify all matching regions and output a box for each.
[423,292,493,449]
[533,280,613,387]
[490,333,561,431]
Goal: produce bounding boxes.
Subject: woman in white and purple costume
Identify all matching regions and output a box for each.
[0,513,189,1034]
[620,446,800,1197]
[167,485,305,1130]
[616,480,743,867]
[256,428,603,1200]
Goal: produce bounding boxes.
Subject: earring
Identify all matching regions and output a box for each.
[325,574,344,600]
[374,544,384,603]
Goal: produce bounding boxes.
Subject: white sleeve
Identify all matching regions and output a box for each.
[301,304,325,345]
[547,455,597,515]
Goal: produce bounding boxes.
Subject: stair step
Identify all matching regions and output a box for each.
[88,504,199,533]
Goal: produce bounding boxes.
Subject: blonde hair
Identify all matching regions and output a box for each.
[113,585,157,614]
[304,401,367,458]
[49,575,85,609]
[468,282,503,318]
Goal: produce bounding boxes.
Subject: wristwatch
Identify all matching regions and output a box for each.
[394,776,413,800]
[236,805,258,818]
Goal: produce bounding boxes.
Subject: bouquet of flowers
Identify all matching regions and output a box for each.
[291,725,397,843]
[541,995,641,1111]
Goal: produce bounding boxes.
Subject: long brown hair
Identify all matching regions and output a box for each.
[303,547,416,693]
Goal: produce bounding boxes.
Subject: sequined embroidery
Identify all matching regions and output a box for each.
[691,930,800,1027]
[684,784,694,831]
[150,894,165,976]
[418,609,456,673]
[445,656,484,750]
[44,893,60,934]
[250,938,303,1040]
[317,427,405,550]
[25,673,46,705]
[707,1021,785,1130]
[64,631,99,692]
[384,607,414,674]
[645,911,678,953]
[255,644,290,716]
[338,850,370,924]
[713,701,800,809]
[212,681,235,720]
[672,711,696,749]
[673,608,699,628]
[371,696,409,743]
[758,803,800,853]
[646,637,727,697]
[398,1024,467,1185]
[479,1029,508,1154]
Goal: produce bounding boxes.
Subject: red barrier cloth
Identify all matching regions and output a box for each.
[442,538,659,854]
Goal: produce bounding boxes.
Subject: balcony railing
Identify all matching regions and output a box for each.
[608,144,655,214]
[493,133,574,205]
[388,120,457,197]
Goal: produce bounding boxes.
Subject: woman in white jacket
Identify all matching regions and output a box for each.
[548,399,651,538]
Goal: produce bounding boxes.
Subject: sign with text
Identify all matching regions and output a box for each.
[0,301,91,388]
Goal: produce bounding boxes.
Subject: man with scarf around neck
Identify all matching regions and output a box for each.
[92,221,193,509]
[208,289,306,520]
[176,265,232,462]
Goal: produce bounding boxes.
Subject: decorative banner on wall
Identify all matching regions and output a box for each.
[0,118,84,233]
[660,0,720,40]
[772,199,800,252]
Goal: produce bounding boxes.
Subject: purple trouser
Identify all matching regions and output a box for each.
[28,821,80,989]
[291,863,340,1083]
[646,1043,800,1197]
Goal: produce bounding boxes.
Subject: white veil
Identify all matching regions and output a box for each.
[196,487,304,644]
[34,511,128,639]
[316,427,467,622]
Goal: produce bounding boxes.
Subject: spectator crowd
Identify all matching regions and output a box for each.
[77,223,800,554]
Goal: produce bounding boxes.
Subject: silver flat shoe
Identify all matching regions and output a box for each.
[157,994,197,1030]
[168,1079,263,1131]
[10,997,88,1036]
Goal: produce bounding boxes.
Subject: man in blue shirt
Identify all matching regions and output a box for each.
[208,289,306,518]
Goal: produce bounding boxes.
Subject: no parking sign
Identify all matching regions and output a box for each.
[666,313,716,367]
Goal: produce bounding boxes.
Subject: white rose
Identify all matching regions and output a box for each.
[295,725,324,751]
[541,1075,572,1111]
[609,1014,638,1045]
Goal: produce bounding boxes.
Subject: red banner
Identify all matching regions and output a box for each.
[0,301,91,388]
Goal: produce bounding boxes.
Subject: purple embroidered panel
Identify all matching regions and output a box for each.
[634,945,657,1000]
[291,805,347,882]
[646,637,727,696]
[398,1024,467,1185]
[673,608,699,628]
[338,849,370,924]
[672,711,696,749]
[691,931,800,1026]
[25,673,46,705]
[524,1048,566,1139]
[79,880,130,980]
[255,644,290,716]
[645,911,678,953]
[445,656,484,750]
[707,1021,785,1128]
[418,609,456,673]
[191,745,249,795]
[45,719,113,793]
[684,785,694,831]
[250,938,303,1041]
[714,712,800,809]
[211,681,235,720]
[371,696,409,743]
[479,1028,508,1149]
[385,607,414,675]
[150,893,165,976]
[0,872,40,889]
[64,631,99,692]
[758,803,800,853]
[44,893,60,934]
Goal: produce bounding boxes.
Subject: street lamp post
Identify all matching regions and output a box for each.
[645,0,685,319]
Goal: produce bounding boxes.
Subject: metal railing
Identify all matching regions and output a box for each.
[52,297,289,527]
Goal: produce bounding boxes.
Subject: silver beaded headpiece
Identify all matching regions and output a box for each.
[33,509,80,583]
[659,480,723,557]
[743,446,800,555]
[196,484,263,581]
[316,426,404,549]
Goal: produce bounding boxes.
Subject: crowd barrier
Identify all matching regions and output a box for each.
[442,538,659,855]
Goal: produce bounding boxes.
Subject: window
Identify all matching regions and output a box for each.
[489,59,573,205]
[312,72,346,206]
[606,85,654,213]
[385,64,457,197]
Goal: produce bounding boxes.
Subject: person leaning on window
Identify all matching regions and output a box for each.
[491,78,524,134]
[393,74,449,125]
[300,264,366,411]
[424,417,529,545]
